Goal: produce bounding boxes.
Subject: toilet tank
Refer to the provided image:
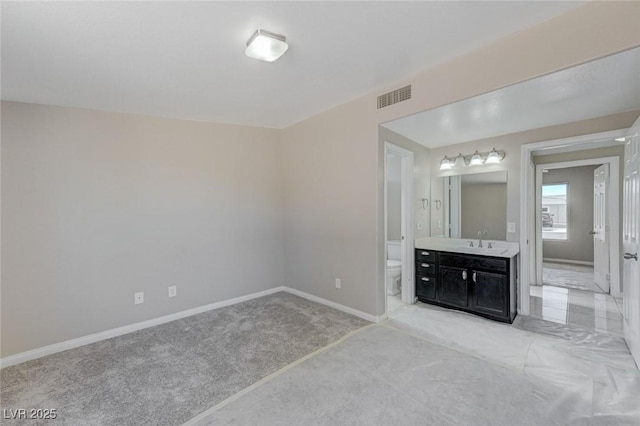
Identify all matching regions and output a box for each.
[387,240,402,261]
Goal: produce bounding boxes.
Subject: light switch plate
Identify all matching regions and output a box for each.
[507,222,516,233]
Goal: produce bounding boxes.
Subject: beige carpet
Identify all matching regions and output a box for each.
[0,292,368,426]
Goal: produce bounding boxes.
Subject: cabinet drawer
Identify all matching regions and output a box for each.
[415,249,436,263]
[416,275,436,300]
[415,261,436,276]
[439,252,507,273]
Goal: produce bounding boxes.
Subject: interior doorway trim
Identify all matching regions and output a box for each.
[520,129,628,316]
[384,142,415,311]
[534,156,621,297]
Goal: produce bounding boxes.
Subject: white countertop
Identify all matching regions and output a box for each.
[415,237,519,258]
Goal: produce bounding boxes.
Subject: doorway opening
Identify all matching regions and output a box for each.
[527,144,624,334]
[384,142,415,315]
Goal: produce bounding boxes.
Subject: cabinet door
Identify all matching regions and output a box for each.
[416,275,436,300]
[471,270,507,318]
[439,266,468,307]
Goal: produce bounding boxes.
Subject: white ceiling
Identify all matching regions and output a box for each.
[1,2,585,129]
[383,47,640,148]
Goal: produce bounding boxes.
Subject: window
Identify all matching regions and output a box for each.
[542,183,568,240]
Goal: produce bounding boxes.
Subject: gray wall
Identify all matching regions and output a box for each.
[381,127,432,244]
[1,102,284,357]
[461,183,507,241]
[430,175,446,237]
[282,1,639,319]
[541,166,597,262]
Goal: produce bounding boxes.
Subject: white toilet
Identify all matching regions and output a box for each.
[386,240,402,296]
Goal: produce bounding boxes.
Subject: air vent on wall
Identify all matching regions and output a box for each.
[377,85,412,109]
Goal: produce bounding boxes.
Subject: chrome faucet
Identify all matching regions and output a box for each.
[477,230,488,248]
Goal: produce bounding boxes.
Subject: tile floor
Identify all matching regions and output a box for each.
[542,261,604,293]
[189,303,640,425]
[530,285,624,336]
[531,262,623,336]
[386,293,404,315]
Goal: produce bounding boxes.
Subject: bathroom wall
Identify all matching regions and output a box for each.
[430,177,445,237]
[386,154,402,241]
[1,102,284,357]
[461,183,507,241]
[429,111,639,243]
[380,126,432,243]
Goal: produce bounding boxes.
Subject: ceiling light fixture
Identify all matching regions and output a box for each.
[454,153,466,168]
[245,29,289,62]
[614,137,626,142]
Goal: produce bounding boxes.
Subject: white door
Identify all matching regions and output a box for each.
[593,164,610,293]
[623,116,640,368]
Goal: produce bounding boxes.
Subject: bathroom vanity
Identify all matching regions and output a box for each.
[414,238,519,323]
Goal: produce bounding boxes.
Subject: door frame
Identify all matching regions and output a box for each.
[384,142,416,310]
[534,157,620,297]
[520,129,627,315]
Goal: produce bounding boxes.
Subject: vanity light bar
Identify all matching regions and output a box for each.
[439,148,504,170]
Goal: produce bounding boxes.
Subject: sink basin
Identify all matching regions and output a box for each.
[455,246,508,255]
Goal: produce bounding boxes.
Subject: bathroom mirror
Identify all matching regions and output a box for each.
[431,171,507,240]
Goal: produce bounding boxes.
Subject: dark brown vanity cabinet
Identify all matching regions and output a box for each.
[415,249,516,323]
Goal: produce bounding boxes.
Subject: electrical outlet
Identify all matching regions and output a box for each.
[134,292,144,305]
[417,221,423,230]
[335,278,341,289]
[168,285,177,298]
[507,222,516,233]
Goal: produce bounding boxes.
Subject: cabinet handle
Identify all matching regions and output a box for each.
[421,251,430,256]
[421,277,430,282]
[473,272,476,283]
[421,263,430,268]
[462,270,467,280]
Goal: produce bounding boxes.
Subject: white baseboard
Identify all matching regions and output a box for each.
[282,287,382,323]
[543,258,594,266]
[0,286,285,369]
